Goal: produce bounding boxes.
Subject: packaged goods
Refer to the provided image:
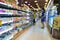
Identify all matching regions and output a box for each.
[52,15,60,39]
[53,15,60,28]
[13,10,18,15]
[0,20,2,26]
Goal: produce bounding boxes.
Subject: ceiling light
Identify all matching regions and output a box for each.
[45,3,47,4]
[36,3,38,5]
[30,6,32,7]
[25,1,27,3]
[28,4,30,6]
[45,0,48,2]
[34,0,37,3]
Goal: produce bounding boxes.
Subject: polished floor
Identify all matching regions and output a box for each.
[16,20,51,40]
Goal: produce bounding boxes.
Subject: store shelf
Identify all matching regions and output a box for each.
[0,1,33,40]
[2,20,13,24]
[0,27,13,35]
[0,2,19,10]
[12,26,29,40]
[0,14,23,17]
[0,2,31,13]
[0,2,12,7]
[0,12,13,15]
[12,24,32,40]
[3,34,13,40]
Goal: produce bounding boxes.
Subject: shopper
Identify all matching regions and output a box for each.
[33,11,36,25]
[41,8,46,29]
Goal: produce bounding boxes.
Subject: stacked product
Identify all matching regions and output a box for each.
[0,0,19,9]
[0,0,33,40]
[18,11,33,29]
[52,15,60,39]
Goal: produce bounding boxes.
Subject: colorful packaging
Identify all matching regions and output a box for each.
[0,20,2,26]
[0,0,4,2]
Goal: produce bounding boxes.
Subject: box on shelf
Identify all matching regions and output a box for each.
[13,10,18,15]
[13,17,19,22]
[0,20,2,26]
[3,0,18,8]
[53,15,60,28]
[4,0,16,4]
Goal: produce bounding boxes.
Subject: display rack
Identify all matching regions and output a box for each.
[52,16,60,39]
[0,27,13,35]
[0,1,33,40]
[46,0,60,39]
[0,2,30,12]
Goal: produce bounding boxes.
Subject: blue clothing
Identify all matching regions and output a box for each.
[41,11,46,22]
[41,11,45,17]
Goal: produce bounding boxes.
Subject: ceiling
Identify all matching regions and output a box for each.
[54,0,60,4]
[18,0,49,10]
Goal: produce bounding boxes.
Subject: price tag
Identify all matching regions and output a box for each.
[0,20,2,26]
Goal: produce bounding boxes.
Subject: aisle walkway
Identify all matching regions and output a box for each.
[16,20,51,40]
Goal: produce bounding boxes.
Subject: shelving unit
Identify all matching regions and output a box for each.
[0,0,33,40]
[0,2,31,13]
[0,27,13,35]
[46,0,60,39]
[51,16,60,39]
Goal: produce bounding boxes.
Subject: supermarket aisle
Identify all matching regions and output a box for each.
[16,20,51,40]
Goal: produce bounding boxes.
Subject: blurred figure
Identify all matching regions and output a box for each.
[41,8,46,29]
[33,11,37,25]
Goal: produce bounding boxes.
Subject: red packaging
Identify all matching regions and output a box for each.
[0,0,4,2]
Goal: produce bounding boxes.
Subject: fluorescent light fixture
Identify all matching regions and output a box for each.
[28,4,30,5]
[45,0,48,2]
[45,3,47,4]
[30,5,32,7]
[36,3,38,5]
[25,1,27,3]
[34,0,37,3]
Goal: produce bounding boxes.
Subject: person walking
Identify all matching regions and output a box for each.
[41,8,46,29]
[33,11,36,25]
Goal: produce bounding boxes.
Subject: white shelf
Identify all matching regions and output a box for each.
[0,2,12,7]
[0,27,13,35]
[0,12,13,15]
[0,2,20,10]
[2,20,13,24]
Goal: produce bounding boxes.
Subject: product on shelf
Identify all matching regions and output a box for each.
[0,2,33,39]
[0,0,19,9]
[52,15,60,39]
[0,18,13,25]
[13,10,18,15]
[0,26,13,35]
[18,11,22,14]
[0,20,2,26]
[0,0,4,2]
[13,17,19,22]
[0,8,13,15]
[53,15,60,28]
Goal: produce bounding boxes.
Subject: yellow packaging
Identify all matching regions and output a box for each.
[0,20,2,26]
[54,15,60,27]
